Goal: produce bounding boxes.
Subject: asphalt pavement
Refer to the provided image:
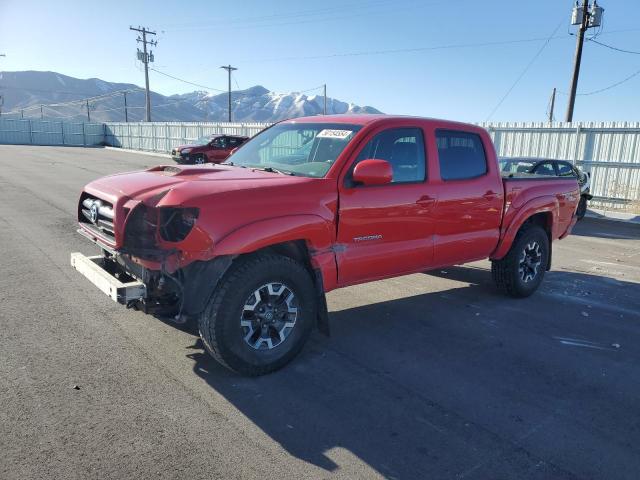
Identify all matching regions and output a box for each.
[1,145,639,480]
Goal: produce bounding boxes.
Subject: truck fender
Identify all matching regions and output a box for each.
[213,214,335,256]
[490,195,558,261]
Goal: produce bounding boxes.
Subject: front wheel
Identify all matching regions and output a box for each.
[192,154,206,164]
[492,225,549,298]
[198,254,317,376]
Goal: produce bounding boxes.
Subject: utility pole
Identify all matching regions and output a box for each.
[220,65,237,122]
[548,87,556,123]
[323,84,327,115]
[123,91,129,122]
[86,99,91,122]
[130,26,157,122]
[40,105,43,119]
[565,0,604,122]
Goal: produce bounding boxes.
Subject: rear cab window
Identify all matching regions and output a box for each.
[557,162,577,177]
[436,130,487,180]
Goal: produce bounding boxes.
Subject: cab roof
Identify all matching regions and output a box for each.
[281,114,480,131]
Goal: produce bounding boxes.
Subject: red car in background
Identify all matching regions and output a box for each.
[171,134,249,164]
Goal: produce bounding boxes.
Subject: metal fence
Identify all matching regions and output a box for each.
[0,118,105,146]
[1,118,638,211]
[104,122,268,152]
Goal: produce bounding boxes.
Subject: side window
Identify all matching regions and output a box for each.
[533,162,556,176]
[436,130,487,181]
[557,162,576,177]
[212,137,227,148]
[355,128,426,184]
[227,137,241,147]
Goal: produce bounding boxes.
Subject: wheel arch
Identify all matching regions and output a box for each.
[491,197,557,267]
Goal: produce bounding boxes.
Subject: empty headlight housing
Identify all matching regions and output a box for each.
[159,207,199,242]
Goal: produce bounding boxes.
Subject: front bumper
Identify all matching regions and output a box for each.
[70,252,146,304]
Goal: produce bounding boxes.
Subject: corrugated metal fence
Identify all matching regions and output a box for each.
[1,119,639,210]
[0,118,105,146]
[104,122,268,152]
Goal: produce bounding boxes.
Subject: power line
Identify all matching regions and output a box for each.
[1,88,143,116]
[237,34,571,64]
[485,20,564,121]
[558,66,640,96]
[149,67,226,92]
[157,0,403,30]
[587,37,640,55]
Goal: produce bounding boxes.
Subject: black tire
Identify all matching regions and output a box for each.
[576,196,587,220]
[198,253,316,376]
[491,225,549,298]
[192,154,206,165]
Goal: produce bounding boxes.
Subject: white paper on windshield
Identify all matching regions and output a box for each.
[317,129,353,140]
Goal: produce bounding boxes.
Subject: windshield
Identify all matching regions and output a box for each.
[500,159,536,173]
[225,123,361,177]
[194,136,214,146]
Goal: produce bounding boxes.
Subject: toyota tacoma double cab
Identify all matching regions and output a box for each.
[71,115,580,375]
[171,134,248,164]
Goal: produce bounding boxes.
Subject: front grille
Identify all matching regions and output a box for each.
[80,196,115,241]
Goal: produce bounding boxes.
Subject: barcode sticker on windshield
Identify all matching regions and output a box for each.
[317,129,353,139]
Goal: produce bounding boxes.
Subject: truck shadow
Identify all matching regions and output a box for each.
[571,217,640,240]
[184,266,640,479]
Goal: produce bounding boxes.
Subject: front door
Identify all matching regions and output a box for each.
[336,127,436,286]
[207,136,229,162]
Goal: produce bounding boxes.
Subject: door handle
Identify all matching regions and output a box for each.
[417,195,436,205]
[483,191,498,200]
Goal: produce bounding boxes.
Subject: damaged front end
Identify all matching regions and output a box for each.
[72,188,218,324]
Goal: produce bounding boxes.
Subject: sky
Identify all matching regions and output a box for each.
[1,0,639,122]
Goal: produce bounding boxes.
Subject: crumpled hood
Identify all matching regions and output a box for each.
[84,164,312,207]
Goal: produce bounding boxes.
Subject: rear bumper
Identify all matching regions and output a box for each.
[70,252,146,304]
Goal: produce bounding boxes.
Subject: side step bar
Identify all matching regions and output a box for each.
[70,252,146,304]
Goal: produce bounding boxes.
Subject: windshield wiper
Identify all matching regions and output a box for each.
[222,161,246,168]
[255,166,295,176]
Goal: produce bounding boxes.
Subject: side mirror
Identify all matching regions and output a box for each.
[352,159,393,186]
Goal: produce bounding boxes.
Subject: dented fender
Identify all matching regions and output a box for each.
[490,195,558,260]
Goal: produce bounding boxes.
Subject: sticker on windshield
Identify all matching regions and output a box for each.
[317,129,353,140]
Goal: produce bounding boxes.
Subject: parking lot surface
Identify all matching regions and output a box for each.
[1,145,639,480]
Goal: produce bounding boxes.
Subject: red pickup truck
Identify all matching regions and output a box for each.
[71,115,579,375]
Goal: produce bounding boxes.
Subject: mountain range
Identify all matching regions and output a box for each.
[0,71,382,123]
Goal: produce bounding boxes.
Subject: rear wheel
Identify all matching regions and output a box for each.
[198,253,316,376]
[492,225,549,298]
[576,196,587,220]
[192,154,206,164]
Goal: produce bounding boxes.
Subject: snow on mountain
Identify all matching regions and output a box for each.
[0,71,382,123]
[169,85,382,122]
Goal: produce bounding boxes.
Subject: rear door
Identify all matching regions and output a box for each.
[336,126,436,286]
[430,129,503,266]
